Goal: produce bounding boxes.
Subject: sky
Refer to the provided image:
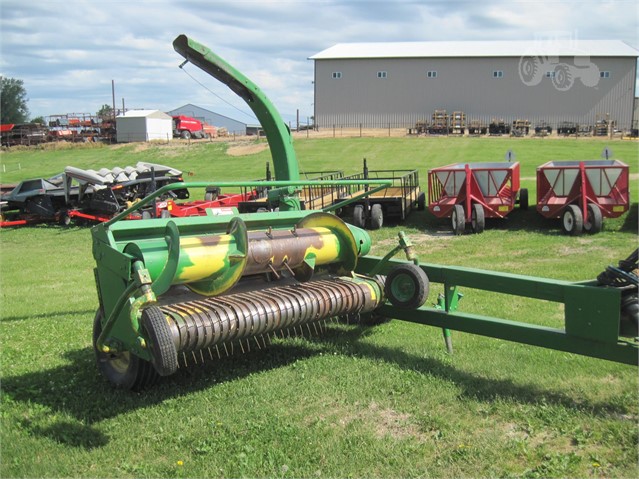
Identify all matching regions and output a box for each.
[1,0,637,126]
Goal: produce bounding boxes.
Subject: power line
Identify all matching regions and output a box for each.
[179,65,258,122]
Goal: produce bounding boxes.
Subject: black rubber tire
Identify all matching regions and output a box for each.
[370,204,383,230]
[384,263,429,309]
[620,294,639,337]
[141,210,152,220]
[518,188,529,210]
[561,204,583,236]
[471,203,485,234]
[417,192,426,211]
[583,203,603,234]
[141,306,178,377]
[93,309,159,390]
[160,209,171,219]
[180,130,191,140]
[451,204,465,235]
[351,204,366,228]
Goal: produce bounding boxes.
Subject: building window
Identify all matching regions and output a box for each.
[332,72,342,79]
[427,71,438,78]
[600,71,610,78]
[377,71,387,79]
[545,71,555,78]
[493,70,504,78]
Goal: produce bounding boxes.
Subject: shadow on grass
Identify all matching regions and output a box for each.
[1,309,97,323]
[1,341,320,449]
[620,202,638,232]
[3,322,630,450]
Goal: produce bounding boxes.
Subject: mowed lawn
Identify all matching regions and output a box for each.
[1,136,637,478]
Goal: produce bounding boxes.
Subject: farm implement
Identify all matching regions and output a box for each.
[428,158,527,234]
[90,34,637,390]
[536,152,629,235]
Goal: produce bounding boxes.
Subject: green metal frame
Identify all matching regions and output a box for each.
[356,256,637,365]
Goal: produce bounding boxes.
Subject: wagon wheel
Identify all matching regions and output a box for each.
[93,309,159,390]
[471,203,485,234]
[583,203,603,234]
[384,263,429,309]
[370,204,383,230]
[351,204,366,228]
[561,205,583,236]
[141,306,178,377]
[417,192,426,211]
[518,188,529,210]
[451,204,465,235]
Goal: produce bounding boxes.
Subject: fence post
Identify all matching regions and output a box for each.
[359,123,362,137]
[388,122,391,137]
[333,124,335,138]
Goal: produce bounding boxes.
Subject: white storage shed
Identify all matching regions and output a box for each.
[116,110,173,143]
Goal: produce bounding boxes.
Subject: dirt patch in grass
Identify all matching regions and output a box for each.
[227,142,269,156]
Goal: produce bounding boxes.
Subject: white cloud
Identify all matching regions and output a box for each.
[0,0,636,122]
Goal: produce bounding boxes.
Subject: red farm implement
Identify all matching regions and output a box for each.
[536,159,629,235]
[428,161,527,235]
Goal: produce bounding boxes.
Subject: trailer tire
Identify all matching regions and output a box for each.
[518,188,529,210]
[417,192,426,211]
[385,263,429,309]
[370,204,383,230]
[141,210,152,220]
[180,130,191,140]
[451,204,465,235]
[93,309,159,390]
[471,203,485,234]
[562,205,583,235]
[352,205,365,228]
[160,209,171,219]
[584,203,603,234]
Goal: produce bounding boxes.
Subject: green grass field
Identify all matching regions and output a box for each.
[1,137,638,478]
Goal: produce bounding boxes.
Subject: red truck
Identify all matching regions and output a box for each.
[172,115,216,139]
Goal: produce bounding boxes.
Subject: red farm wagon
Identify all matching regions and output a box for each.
[536,159,629,235]
[428,161,528,234]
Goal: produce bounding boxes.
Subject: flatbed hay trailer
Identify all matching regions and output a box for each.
[335,159,423,230]
[428,161,527,235]
[536,158,629,235]
[89,34,636,392]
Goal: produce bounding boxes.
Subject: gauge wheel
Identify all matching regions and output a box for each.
[384,263,429,309]
[93,309,159,390]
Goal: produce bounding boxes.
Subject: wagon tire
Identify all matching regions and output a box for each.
[370,204,383,230]
[451,204,465,235]
[352,204,366,228]
[518,188,529,210]
[385,263,429,309]
[584,203,603,234]
[417,192,426,211]
[562,204,583,236]
[141,306,178,377]
[93,309,159,390]
[471,203,485,234]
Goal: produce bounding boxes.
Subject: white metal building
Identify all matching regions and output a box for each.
[116,110,173,143]
[167,104,248,135]
[309,40,639,130]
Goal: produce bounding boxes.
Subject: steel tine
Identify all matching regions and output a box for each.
[215,345,221,359]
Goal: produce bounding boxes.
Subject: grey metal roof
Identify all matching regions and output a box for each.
[309,40,639,60]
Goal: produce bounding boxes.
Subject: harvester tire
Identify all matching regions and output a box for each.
[141,306,178,377]
[181,130,191,140]
[370,204,383,230]
[451,204,465,235]
[518,188,529,210]
[584,203,603,234]
[471,203,485,234]
[562,205,583,236]
[93,309,159,390]
[385,263,429,309]
[352,205,365,229]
